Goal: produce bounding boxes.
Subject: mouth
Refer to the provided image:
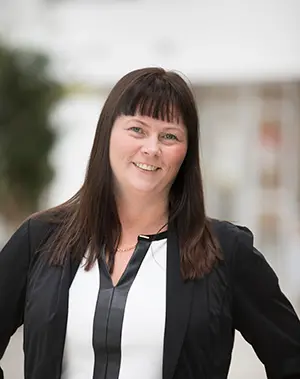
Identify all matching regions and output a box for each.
[133,162,160,172]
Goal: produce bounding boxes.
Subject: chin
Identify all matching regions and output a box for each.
[128,181,159,194]
[132,185,157,194]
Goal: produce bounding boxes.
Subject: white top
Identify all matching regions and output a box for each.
[61,236,167,379]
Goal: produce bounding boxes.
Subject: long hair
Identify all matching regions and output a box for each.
[37,67,221,280]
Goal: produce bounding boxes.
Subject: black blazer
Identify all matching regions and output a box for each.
[1,217,300,379]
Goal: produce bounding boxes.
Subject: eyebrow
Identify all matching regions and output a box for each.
[163,126,185,132]
[132,119,149,127]
[131,117,185,131]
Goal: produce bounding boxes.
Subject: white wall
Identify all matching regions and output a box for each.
[47,93,107,205]
[0,0,299,85]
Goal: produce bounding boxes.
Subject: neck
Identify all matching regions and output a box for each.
[116,191,169,237]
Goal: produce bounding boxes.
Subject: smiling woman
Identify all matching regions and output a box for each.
[1,67,300,379]
[109,115,187,198]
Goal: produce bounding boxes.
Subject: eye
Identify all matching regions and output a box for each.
[163,133,178,141]
[129,126,143,134]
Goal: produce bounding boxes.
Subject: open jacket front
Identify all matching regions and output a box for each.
[0,217,300,379]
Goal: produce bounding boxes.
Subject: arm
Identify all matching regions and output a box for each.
[0,220,31,379]
[232,226,300,379]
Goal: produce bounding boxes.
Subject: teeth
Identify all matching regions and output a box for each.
[134,162,158,171]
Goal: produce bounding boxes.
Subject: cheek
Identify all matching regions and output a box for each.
[166,146,187,171]
[109,134,127,172]
[110,131,123,152]
[110,133,137,161]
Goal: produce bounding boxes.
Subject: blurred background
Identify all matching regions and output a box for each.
[0,0,299,377]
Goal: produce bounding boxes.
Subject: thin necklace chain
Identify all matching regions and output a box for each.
[116,244,136,253]
[116,222,168,253]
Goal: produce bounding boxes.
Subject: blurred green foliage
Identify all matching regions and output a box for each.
[0,43,63,227]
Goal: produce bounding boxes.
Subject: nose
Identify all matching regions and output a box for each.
[141,136,161,156]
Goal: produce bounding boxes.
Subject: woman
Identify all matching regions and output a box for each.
[0,67,300,379]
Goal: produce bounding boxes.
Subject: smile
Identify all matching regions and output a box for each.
[133,162,160,171]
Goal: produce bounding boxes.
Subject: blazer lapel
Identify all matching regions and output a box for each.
[163,226,194,379]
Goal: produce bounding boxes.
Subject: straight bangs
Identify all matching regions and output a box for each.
[114,75,184,124]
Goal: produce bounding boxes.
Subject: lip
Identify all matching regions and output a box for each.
[132,162,161,171]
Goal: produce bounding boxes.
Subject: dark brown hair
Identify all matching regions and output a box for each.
[37,67,221,280]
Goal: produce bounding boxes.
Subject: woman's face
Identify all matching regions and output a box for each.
[109,114,187,199]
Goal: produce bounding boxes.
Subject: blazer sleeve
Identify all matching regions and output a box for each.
[0,219,31,379]
[232,226,300,379]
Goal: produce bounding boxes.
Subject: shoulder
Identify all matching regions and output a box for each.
[210,218,253,246]
[0,214,56,265]
[210,218,256,263]
[29,212,61,247]
[210,218,273,279]
[28,212,57,233]
[12,212,61,254]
